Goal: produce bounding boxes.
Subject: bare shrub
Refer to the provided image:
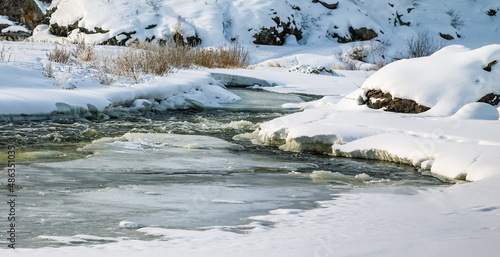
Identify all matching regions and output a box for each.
[146,0,161,14]
[89,41,250,83]
[91,51,116,85]
[0,46,5,61]
[334,45,367,70]
[446,9,464,29]
[404,31,444,58]
[72,40,95,63]
[113,48,146,82]
[42,62,55,78]
[47,46,71,64]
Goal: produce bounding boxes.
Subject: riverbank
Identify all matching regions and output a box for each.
[1,41,500,256]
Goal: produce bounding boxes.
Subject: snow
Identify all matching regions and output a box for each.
[360,44,500,116]
[31,0,500,50]
[2,41,500,255]
[0,16,15,26]
[0,42,240,118]
[0,16,30,33]
[2,0,500,255]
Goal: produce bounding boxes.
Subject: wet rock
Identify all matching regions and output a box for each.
[362,89,430,114]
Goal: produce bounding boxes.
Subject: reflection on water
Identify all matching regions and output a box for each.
[0,89,446,248]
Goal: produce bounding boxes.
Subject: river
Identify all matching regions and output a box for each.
[0,88,445,248]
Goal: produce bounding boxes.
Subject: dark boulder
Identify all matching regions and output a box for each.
[332,26,378,43]
[311,0,338,10]
[362,89,430,114]
[0,0,48,30]
[478,93,500,106]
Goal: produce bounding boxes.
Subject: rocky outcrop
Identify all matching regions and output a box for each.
[332,26,378,43]
[0,30,31,41]
[49,21,79,37]
[362,89,431,114]
[0,0,48,30]
[253,16,302,45]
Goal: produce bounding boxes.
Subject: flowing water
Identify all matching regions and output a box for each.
[0,89,445,248]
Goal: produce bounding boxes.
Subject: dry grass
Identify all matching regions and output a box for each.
[47,46,71,64]
[45,41,250,84]
[112,42,250,82]
[72,40,96,63]
[42,62,55,78]
[266,62,285,68]
[0,45,5,61]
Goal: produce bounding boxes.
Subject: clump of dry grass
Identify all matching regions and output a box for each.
[47,45,71,64]
[72,40,96,63]
[266,62,285,68]
[191,44,250,68]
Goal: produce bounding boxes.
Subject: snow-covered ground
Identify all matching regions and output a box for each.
[0,16,30,34]
[0,42,240,120]
[1,0,500,255]
[2,39,499,255]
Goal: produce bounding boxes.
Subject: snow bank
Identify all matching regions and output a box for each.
[361,44,500,115]
[0,42,240,119]
[0,15,30,33]
[10,174,500,257]
[253,45,500,182]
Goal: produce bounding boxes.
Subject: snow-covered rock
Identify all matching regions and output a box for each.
[360,44,500,115]
[453,102,500,120]
[28,0,500,51]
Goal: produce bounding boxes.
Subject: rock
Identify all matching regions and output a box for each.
[0,31,31,41]
[362,89,430,114]
[439,33,454,40]
[486,9,497,16]
[477,93,500,106]
[349,27,378,41]
[253,16,302,45]
[483,60,498,72]
[0,0,47,30]
[288,65,338,76]
[49,21,79,37]
[332,26,378,43]
[173,32,202,47]
[453,102,499,120]
[311,0,338,10]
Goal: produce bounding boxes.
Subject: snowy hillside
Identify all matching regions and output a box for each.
[34,0,499,53]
